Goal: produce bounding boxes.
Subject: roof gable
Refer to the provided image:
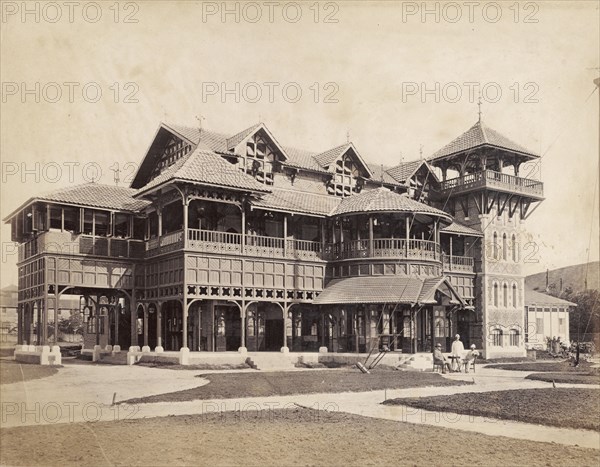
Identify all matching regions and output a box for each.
[314,143,373,178]
[227,123,289,161]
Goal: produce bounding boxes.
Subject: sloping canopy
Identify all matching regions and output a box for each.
[441,221,483,237]
[314,275,468,306]
[524,288,577,307]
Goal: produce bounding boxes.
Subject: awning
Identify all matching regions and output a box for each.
[314,275,469,307]
[313,276,424,305]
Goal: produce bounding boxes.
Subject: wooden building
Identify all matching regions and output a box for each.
[4,117,543,358]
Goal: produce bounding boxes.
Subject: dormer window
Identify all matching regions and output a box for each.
[328,153,360,197]
[241,134,276,185]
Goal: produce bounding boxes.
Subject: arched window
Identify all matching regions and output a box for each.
[493,283,499,306]
[502,233,507,261]
[512,284,518,308]
[512,234,518,262]
[493,232,498,259]
[491,328,503,347]
[509,329,519,346]
[503,283,508,307]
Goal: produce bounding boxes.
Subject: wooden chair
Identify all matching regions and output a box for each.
[464,355,477,373]
[433,359,444,373]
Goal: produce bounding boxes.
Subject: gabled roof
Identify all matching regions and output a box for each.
[4,183,151,222]
[429,120,538,162]
[524,288,577,307]
[367,163,397,185]
[252,188,340,217]
[136,147,271,197]
[313,143,373,178]
[441,220,483,237]
[418,277,467,306]
[331,187,452,220]
[226,123,262,150]
[387,160,428,183]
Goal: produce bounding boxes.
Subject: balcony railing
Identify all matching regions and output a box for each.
[18,231,145,262]
[324,239,440,261]
[440,170,543,197]
[441,254,475,273]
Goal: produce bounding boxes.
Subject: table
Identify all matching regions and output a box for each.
[448,355,462,372]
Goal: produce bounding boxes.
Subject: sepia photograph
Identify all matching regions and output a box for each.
[0,1,599,466]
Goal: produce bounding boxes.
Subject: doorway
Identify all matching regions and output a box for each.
[265,319,283,351]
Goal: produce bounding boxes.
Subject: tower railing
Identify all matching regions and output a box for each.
[440,170,543,197]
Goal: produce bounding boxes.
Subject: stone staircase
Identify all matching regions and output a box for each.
[97,351,129,365]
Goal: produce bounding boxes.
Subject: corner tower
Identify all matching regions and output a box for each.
[428,119,543,358]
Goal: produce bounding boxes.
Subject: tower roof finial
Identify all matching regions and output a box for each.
[477,92,483,123]
[346,130,350,144]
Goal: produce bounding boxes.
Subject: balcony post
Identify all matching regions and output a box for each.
[368,216,374,257]
[241,201,246,254]
[182,301,188,350]
[157,209,163,237]
[405,216,410,256]
[182,198,189,248]
[283,214,288,256]
[449,236,453,271]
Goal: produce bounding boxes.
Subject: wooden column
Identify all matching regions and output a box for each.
[157,209,163,237]
[449,236,454,271]
[53,290,59,345]
[405,216,410,256]
[143,309,148,347]
[156,303,163,348]
[282,305,288,349]
[183,198,189,248]
[130,300,137,348]
[182,302,188,349]
[114,304,119,347]
[283,214,288,256]
[17,304,22,345]
[240,304,246,349]
[241,202,246,254]
[368,215,374,257]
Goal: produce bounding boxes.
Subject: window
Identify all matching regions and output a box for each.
[491,328,503,346]
[492,232,498,259]
[114,213,130,238]
[512,284,518,308]
[536,318,544,335]
[49,206,62,230]
[327,153,361,197]
[503,283,508,307]
[493,283,498,306]
[94,212,110,237]
[512,234,518,262]
[509,329,519,346]
[559,318,565,333]
[502,233,507,261]
[242,133,276,185]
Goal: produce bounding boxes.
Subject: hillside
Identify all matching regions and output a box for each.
[526,261,600,293]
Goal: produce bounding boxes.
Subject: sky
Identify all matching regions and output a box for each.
[1,0,599,287]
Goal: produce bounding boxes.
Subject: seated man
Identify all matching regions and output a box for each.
[462,344,479,373]
[433,343,452,374]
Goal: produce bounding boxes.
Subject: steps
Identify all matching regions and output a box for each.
[97,352,129,365]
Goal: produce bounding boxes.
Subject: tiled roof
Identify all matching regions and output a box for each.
[524,288,577,307]
[441,221,483,237]
[34,183,150,212]
[314,276,425,305]
[136,147,271,196]
[367,163,397,185]
[252,188,341,217]
[332,187,452,219]
[386,160,424,183]
[429,120,538,161]
[226,123,262,150]
[314,144,350,168]
[418,277,466,305]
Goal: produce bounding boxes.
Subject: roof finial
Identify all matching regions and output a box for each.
[346,130,350,144]
[195,115,205,131]
[399,151,403,164]
[258,113,263,124]
[110,166,120,186]
[380,163,384,186]
[419,144,423,160]
[477,92,483,123]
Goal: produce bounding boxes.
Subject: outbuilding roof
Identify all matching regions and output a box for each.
[525,288,577,307]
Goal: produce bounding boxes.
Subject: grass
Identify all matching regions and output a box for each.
[486,360,598,372]
[1,408,598,467]
[122,368,472,404]
[384,388,600,431]
[0,360,60,385]
[526,372,600,385]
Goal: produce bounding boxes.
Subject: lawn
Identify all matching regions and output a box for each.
[1,408,598,467]
[384,388,600,431]
[486,360,598,373]
[0,360,60,385]
[122,368,471,404]
[526,372,600,385]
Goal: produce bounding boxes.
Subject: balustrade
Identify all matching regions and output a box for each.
[440,170,543,197]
